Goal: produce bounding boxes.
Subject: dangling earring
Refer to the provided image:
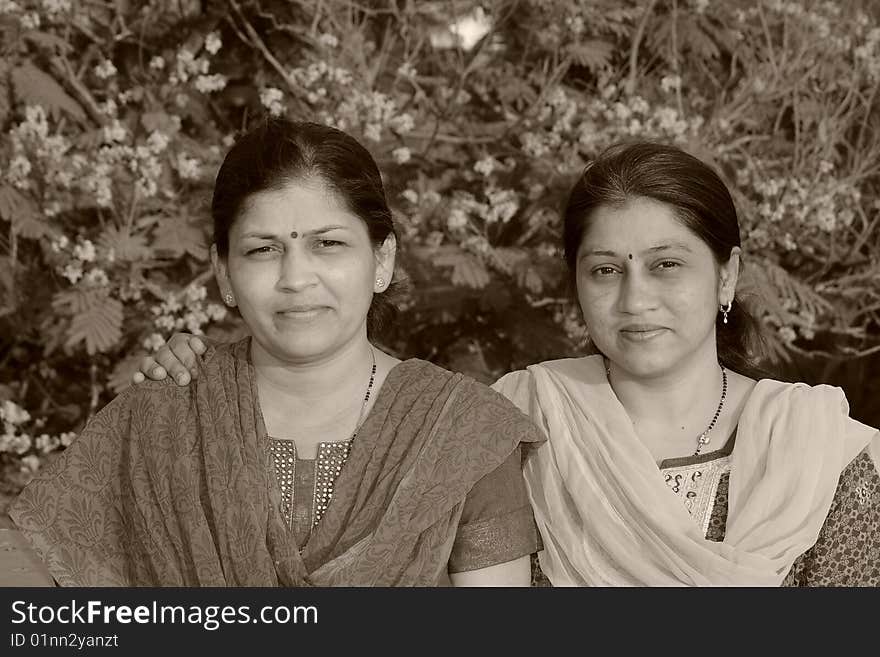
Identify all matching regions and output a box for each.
[224,293,235,306]
[720,301,732,325]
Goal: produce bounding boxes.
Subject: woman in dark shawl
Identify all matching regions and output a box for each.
[10,119,542,586]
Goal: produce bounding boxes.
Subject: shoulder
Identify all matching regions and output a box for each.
[394,358,512,408]
[494,355,604,390]
[398,360,545,445]
[112,338,247,413]
[750,378,851,415]
[393,358,458,384]
[493,356,605,416]
[748,377,878,463]
[111,375,193,413]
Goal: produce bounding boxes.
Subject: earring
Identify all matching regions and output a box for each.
[375,277,385,290]
[224,293,235,306]
[720,301,732,325]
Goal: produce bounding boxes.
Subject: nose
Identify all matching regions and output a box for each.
[616,269,657,315]
[276,245,318,292]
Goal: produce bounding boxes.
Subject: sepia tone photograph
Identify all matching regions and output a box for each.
[1,0,878,589]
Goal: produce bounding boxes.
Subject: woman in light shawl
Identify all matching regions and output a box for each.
[9,119,542,586]
[136,142,880,586]
[494,142,880,586]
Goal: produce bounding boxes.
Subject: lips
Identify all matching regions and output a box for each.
[276,305,328,320]
[619,324,668,341]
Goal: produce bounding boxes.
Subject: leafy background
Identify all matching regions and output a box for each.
[2,0,880,502]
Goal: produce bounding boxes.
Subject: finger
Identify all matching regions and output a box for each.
[132,371,145,384]
[138,356,167,381]
[190,336,207,355]
[169,340,199,379]
[155,347,191,386]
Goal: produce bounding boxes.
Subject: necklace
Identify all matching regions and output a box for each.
[351,347,378,440]
[270,347,378,532]
[693,365,727,455]
[603,359,728,456]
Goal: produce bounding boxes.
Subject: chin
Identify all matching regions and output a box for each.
[255,333,337,364]
[607,349,678,379]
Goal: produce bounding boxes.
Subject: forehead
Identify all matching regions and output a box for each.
[579,196,704,252]
[232,179,364,235]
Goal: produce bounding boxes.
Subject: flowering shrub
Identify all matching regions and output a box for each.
[1,0,879,481]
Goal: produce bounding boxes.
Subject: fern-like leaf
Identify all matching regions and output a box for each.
[107,354,141,394]
[97,225,150,262]
[0,184,53,239]
[433,249,491,289]
[11,61,86,123]
[568,39,615,72]
[152,214,209,261]
[53,288,124,355]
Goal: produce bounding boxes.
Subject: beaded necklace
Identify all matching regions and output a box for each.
[604,359,728,457]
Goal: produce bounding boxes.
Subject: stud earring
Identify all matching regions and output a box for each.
[224,294,235,306]
[375,277,385,290]
[720,301,732,325]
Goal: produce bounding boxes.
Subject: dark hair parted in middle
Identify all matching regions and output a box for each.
[211,118,399,336]
[563,141,765,376]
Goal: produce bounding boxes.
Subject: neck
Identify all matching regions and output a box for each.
[251,334,375,406]
[606,344,723,433]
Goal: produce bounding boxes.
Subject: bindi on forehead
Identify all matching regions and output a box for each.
[290,231,298,239]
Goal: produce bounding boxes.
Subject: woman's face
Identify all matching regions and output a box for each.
[212,178,395,366]
[575,196,738,379]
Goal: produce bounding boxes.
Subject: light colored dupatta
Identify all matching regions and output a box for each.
[494,356,877,586]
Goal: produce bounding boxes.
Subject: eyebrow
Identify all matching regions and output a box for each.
[580,242,694,258]
[644,242,693,254]
[239,225,350,239]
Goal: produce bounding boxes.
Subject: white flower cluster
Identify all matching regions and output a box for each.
[392,147,411,164]
[259,87,285,116]
[446,185,521,231]
[520,88,579,160]
[0,399,75,472]
[282,58,417,149]
[175,152,201,180]
[289,60,353,98]
[8,105,70,191]
[147,284,227,346]
[333,90,414,143]
[738,159,861,240]
[0,0,21,15]
[317,32,338,48]
[51,236,111,287]
[473,156,501,178]
[6,104,188,215]
[589,88,700,147]
[738,1,861,56]
[169,47,227,94]
[94,59,117,80]
[42,0,71,15]
[854,27,880,81]
[204,31,222,55]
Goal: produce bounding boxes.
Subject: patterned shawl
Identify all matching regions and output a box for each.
[494,356,878,586]
[10,339,540,586]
